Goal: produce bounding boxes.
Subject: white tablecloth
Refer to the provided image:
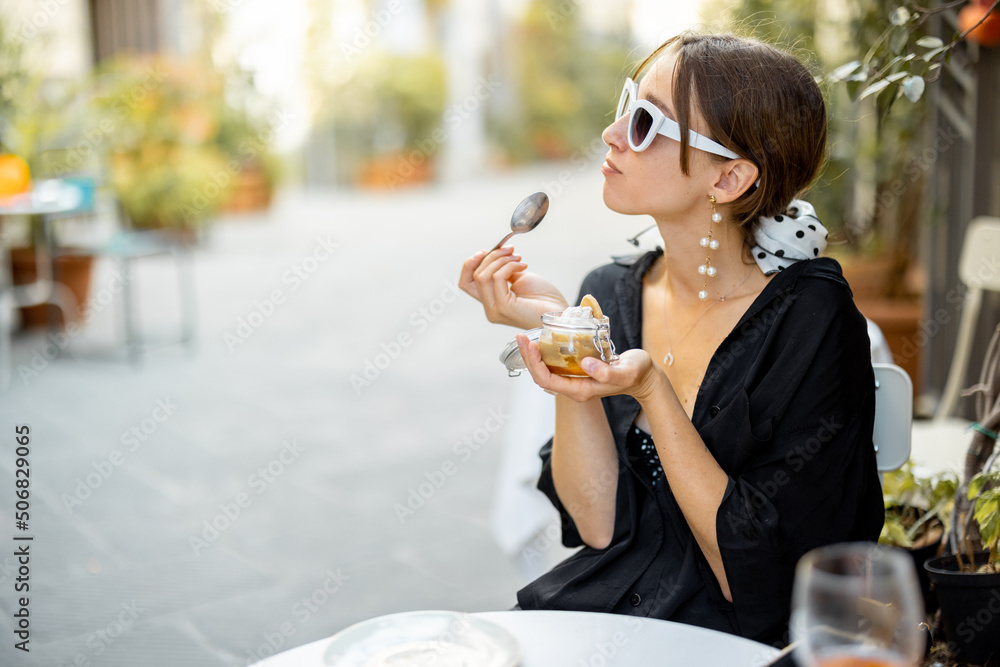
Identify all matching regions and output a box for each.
[254,609,780,666]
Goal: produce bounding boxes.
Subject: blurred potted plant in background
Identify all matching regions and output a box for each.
[720,0,998,399]
[0,17,33,200]
[89,56,233,235]
[324,50,446,188]
[0,17,97,330]
[819,0,1000,400]
[487,0,629,163]
[90,55,282,232]
[214,66,283,213]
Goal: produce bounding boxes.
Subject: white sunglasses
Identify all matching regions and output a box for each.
[616,77,741,159]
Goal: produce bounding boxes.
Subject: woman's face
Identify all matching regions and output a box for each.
[601,50,720,220]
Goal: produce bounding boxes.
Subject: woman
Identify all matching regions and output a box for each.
[459,32,883,646]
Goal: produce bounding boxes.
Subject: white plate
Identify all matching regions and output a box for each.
[322,611,521,667]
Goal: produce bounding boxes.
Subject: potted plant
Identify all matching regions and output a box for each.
[213,66,283,214]
[325,50,446,189]
[925,469,1000,665]
[0,16,96,330]
[923,324,1000,665]
[814,0,1000,400]
[880,463,958,612]
[215,105,282,213]
[88,56,234,236]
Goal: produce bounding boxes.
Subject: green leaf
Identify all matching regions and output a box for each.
[828,60,862,83]
[890,27,910,55]
[930,475,959,506]
[974,488,1000,550]
[847,65,870,82]
[890,6,911,25]
[885,71,909,83]
[846,79,862,101]
[880,514,914,548]
[923,46,946,62]
[878,85,901,122]
[861,79,892,100]
[916,36,944,49]
[970,473,987,499]
[902,76,925,103]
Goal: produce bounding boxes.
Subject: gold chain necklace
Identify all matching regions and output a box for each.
[662,267,755,366]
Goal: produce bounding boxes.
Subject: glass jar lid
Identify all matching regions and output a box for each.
[499,327,542,376]
[541,311,607,330]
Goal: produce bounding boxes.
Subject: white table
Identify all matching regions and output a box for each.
[254,609,780,666]
[0,179,86,389]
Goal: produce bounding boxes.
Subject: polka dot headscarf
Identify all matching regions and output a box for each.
[751,200,828,275]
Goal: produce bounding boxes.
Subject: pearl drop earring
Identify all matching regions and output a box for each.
[698,195,721,300]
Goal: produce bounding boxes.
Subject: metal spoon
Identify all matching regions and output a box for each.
[491,192,549,251]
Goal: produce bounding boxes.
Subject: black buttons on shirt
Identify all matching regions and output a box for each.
[709,405,721,417]
[629,593,642,607]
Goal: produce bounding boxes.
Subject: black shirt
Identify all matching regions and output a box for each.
[515,250,884,647]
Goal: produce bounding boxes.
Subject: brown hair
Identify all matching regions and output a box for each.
[633,33,827,247]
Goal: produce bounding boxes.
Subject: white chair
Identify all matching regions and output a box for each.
[873,363,913,474]
[934,217,1000,420]
[909,217,1000,475]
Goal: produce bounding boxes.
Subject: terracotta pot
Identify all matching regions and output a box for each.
[9,247,95,330]
[840,254,895,300]
[357,152,433,190]
[221,163,274,213]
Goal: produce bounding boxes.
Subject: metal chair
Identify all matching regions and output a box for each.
[873,363,913,474]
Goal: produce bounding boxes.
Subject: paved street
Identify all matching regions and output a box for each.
[0,163,643,666]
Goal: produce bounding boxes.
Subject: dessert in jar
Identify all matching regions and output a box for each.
[500,294,618,378]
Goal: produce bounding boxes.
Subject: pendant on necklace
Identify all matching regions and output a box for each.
[664,352,674,366]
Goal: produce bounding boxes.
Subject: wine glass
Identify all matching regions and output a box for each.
[791,542,924,667]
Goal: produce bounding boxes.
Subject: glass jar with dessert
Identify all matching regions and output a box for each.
[500,294,618,378]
